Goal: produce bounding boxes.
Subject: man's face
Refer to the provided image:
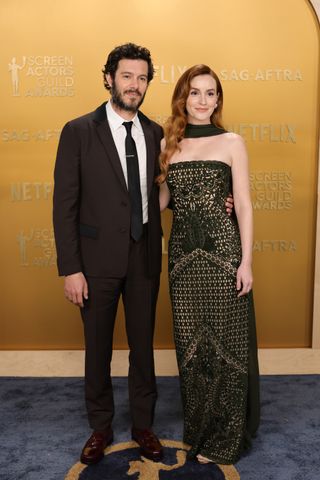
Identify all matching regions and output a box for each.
[107,59,149,113]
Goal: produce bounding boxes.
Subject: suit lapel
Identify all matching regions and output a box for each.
[139,112,156,198]
[93,103,157,197]
[93,103,128,193]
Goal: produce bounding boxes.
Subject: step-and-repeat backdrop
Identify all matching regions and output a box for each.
[1,0,319,348]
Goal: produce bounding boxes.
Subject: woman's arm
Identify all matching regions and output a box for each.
[230,134,253,297]
[159,181,171,211]
[158,138,171,211]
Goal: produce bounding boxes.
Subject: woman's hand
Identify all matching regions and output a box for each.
[236,262,253,297]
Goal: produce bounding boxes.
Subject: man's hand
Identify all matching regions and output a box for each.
[225,193,234,216]
[64,272,88,307]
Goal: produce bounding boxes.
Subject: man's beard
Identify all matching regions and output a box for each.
[111,81,146,113]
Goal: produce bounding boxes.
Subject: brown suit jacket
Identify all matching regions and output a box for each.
[53,102,163,278]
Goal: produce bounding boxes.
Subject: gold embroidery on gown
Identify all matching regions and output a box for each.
[167,160,259,464]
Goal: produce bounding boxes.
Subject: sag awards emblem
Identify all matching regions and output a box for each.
[65,440,240,480]
[8,56,26,96]
[8,55,75,97]
[17,228,56,267]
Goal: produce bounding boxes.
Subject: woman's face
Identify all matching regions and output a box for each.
[186,74,218,125]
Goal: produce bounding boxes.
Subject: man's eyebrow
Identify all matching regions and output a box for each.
[120,71,147,76]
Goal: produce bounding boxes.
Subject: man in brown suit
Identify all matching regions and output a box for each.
[53,43,163,465]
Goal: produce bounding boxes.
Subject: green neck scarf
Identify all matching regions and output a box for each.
[184,123,227,138]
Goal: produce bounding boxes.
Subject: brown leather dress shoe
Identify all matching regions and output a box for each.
[132,428,163,462]
[80,428,113,465]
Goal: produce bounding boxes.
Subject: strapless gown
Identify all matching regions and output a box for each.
[167,160,260,464]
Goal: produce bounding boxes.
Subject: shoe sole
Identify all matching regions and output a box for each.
[132,437,163,462]
[80,452,104,465]
[141,451,163,462]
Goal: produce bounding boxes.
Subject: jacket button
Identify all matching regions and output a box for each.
[121,201,127,207]
[119,228,127,233]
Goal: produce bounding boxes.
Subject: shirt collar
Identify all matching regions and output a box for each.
[106,101,142,133]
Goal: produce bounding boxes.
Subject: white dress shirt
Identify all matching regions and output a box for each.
[106,101,148,224]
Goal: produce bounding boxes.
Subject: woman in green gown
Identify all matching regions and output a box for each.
[158,65,260,465]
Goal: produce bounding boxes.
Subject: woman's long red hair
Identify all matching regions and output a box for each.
[157,64,224,184]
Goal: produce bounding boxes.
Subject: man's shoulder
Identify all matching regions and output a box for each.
[64,103,106,130]
[66,111,93,127]
[138,111,163,137]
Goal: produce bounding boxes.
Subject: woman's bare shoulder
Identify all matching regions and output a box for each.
[222,132,246,154]
[223,132,245,143]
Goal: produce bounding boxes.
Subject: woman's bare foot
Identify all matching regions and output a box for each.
[197,454,214,464]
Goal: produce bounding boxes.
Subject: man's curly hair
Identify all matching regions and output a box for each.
[102,43,154,90]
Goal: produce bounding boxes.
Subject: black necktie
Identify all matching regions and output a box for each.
[123,121,143,241]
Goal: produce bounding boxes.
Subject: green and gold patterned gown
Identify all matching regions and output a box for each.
[167,125,260,465]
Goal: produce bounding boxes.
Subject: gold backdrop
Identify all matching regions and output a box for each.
[1,0,319,348]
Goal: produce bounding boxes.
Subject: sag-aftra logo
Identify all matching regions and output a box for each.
[65,440,240,480]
